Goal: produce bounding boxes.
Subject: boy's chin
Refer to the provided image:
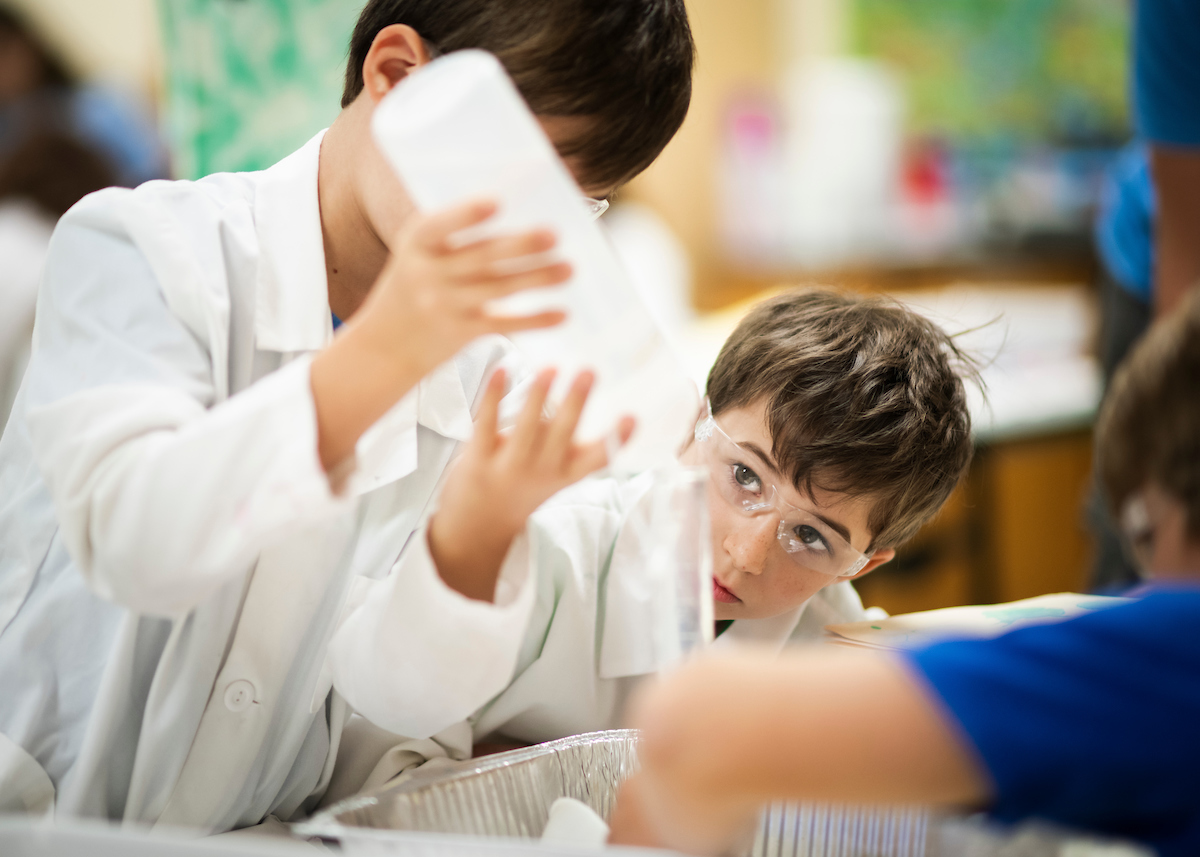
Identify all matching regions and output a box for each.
[713,602,739,621]
[711,600,811,622]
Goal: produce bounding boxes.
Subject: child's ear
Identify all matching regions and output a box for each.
[361,24,434,103]
[848,548,895,581]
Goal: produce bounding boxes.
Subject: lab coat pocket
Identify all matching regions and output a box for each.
[0,731,54,816]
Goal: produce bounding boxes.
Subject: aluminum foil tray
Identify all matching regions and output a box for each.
[300,731,640,840]
[298,730,933,857]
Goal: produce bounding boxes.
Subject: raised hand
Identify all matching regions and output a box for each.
[428,366,635,601]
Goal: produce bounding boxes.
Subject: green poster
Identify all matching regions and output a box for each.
[158,0,362,178]
[852,0,1129,143]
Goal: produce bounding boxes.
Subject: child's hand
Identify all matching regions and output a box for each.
[357,199,571,377]
[312,199,573,471]
[428,367,635,602]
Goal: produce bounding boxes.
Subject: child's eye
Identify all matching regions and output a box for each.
[791,524,830,553]
[731,464,762,493]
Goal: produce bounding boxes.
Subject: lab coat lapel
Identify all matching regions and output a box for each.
[249,128,475,493]
[417,357,475,441]
[252,131,331,354]
[347,357,475,496]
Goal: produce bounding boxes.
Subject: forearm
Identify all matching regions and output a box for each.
[310,311,428,472]
[1150,145,1200,317]
[621,651,990,852]
[428,514,520,603]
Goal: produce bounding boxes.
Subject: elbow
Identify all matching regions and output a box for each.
[77,506,237,617]
[85,548,221,617]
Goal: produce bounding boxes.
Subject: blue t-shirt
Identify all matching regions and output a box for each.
[1135,0,1200,146]
[1095,143,1155,301]
[906,587,1200,857]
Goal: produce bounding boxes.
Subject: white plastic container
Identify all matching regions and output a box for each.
[371,50,698,471]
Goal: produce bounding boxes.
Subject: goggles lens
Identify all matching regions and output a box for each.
[695,408,870,578]
[583,196,610,220]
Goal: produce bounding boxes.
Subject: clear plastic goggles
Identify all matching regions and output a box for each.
[694,403,871,578]
[583,196,610,220]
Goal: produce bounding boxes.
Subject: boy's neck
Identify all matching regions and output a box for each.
[317,104,408,322]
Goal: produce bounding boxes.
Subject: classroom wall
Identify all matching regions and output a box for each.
[4,0,162,96]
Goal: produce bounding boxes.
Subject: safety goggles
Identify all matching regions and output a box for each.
[694,402,871,578]
[583,196,610,220]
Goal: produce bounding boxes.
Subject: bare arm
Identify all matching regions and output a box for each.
[611,650,992,854]
[1150,145,1200,318]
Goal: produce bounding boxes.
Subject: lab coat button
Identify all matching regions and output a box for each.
[224,679,256,712]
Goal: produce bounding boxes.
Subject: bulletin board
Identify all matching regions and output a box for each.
[852,0,1129,144]
[157,0,362,179]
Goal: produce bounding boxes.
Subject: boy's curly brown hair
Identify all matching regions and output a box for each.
[707,287,977,550]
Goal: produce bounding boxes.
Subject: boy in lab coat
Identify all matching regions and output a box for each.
[609,290,1200,857]
[324,288,977,800]
[0,0,693,831]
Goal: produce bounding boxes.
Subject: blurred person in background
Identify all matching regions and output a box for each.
[0,4,166,425]
[1088,0,1200,591]
[0,4,166,187]
[0,135,114,424]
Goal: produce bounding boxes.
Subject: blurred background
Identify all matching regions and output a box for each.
[0,0,1136,614]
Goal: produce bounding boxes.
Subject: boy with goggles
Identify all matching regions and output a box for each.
[695,401,872,582]
[324,287,975,799]
[611,289,1200,857]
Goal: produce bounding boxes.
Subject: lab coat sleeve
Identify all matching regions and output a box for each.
[328,526,536,739]
[23,195,349,617]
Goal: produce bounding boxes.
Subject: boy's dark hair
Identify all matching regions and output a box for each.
[706,288,976,550]
[343,0,694,190]
[1097,287,1200,539]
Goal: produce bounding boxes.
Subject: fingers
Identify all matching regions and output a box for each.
[485,310,567,336]
[412,199,497,252]
[511,368,556,457]
[460,262,573,304]
[565,415,635,482]
[448,229,558,280]
[543,370,594,463]
[565,437,612,482]
[615,415,636,446]
[472,368,506,454]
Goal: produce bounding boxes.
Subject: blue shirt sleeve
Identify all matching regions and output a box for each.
[904,589,1200,857]
[1094,143,1156,301]
[1134,0,1200,146]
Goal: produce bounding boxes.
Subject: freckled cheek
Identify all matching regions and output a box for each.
[760,563,832,613]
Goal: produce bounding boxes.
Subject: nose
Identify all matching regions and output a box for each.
[722,514,777,575]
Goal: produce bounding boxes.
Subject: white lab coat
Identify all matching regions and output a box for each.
[0,199,54,426]
[0,131,536,832]
[323,471,868,801]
